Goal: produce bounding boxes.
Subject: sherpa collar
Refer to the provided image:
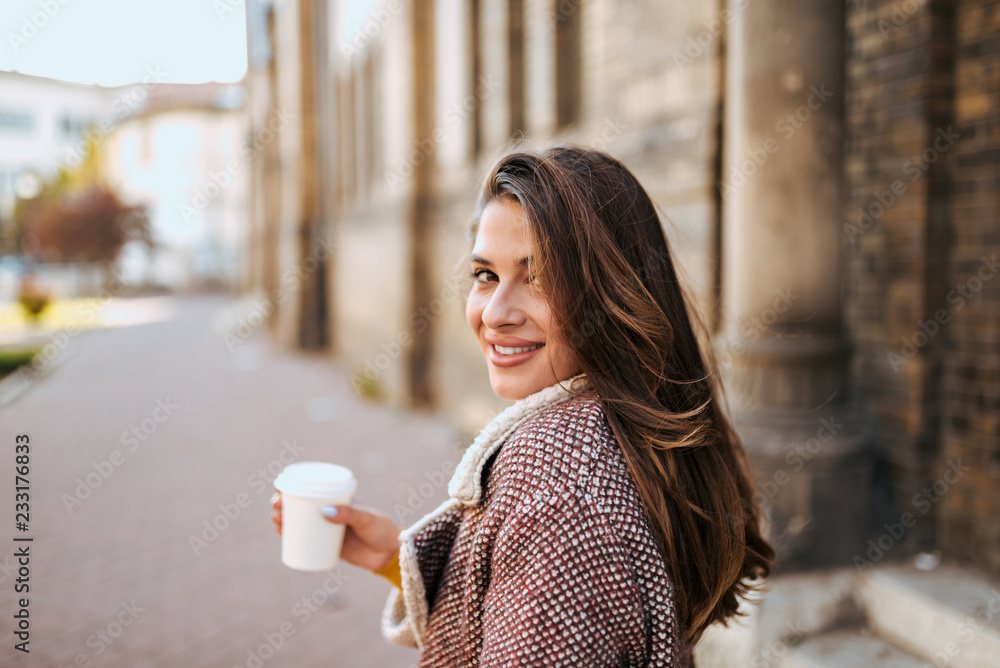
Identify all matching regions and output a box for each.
[448,374,590,506]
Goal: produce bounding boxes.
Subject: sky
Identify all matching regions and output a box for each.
[339,0,380,47]
[0,0,248,86]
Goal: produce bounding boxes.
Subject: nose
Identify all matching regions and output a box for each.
[481,280,526,330]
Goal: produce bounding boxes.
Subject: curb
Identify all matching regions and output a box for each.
[0,340,77,409]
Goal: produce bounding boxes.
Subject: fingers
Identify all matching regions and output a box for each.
[319,504,351,525]
[270,492,282,534]
[320,505,400,544]
[319,503,380,528]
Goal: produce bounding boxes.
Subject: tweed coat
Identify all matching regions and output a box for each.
[382,376,694,667]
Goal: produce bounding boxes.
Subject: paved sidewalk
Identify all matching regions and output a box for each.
[0,294,465,667]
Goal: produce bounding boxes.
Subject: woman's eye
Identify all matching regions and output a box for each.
[471,269,497,283]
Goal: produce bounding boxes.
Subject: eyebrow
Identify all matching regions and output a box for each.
[470,254,532,267]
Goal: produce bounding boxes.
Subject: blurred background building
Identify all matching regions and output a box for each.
[0,71,248,299]
[102,81,249,290]
[0,70,111,215]
[240,0,1000,662]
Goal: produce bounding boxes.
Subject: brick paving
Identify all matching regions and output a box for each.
[0,294,465,667]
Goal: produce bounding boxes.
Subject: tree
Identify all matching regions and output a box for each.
[22,186,152,265]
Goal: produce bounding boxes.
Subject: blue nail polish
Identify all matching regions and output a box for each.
[321,506,338,518]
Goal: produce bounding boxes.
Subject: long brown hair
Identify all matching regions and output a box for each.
[473,146,774,645]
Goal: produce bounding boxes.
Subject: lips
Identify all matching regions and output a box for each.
[485,338,545,368]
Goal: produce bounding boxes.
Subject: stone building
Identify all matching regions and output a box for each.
[0,71,114,219]
[242,0,1000,663]
[102,82,249,290]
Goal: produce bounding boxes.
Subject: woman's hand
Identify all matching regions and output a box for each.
[271,493,401,572]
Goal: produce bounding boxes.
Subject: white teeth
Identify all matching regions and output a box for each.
[494,343,543,355]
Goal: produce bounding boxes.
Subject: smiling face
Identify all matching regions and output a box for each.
[466,199,579,401]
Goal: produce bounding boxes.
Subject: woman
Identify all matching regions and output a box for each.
[272,146,774,666]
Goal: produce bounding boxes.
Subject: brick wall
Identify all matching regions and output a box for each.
[846,0,1000,575]
[843,0,954,554]
[939,0,1000,574]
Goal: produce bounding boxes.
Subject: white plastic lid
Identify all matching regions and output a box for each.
[273,462,357,499]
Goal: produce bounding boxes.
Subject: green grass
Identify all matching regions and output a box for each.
[0,349,37,380]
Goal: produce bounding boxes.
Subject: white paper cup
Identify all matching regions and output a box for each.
[274,462,357,571]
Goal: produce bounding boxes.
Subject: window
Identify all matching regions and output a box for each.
[0,110,33,133]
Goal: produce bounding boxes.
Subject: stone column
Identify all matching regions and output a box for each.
[255,4,284,335]
[478,1,509,150]
[406,0,436,407]
[295,0,330,349]
[721,0,869,570]
[523,0,556,137]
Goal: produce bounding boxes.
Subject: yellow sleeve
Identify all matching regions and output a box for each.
[373,549,402,589]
